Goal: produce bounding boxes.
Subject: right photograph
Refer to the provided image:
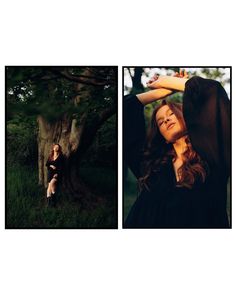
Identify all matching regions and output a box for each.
[123,67,231,229]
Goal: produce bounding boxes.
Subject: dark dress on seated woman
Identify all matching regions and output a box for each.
[46,154,64,184]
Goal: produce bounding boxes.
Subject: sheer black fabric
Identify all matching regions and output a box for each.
[124,76,230,228]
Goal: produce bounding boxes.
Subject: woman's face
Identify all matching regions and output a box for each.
[53,144,60,152]
[156,105,184,142]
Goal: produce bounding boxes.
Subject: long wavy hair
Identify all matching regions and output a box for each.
[48,143,63,161]
[139,100,208,190]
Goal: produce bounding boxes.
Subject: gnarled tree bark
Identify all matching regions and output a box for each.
[37,77,116,201]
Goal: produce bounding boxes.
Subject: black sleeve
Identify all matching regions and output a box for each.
[55,155,64,175]
[46,159,50,168]
[183,76,230,179]
[123,94,146,178]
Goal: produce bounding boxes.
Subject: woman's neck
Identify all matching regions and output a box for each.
[172,136,187,159]
[54,152,59,158]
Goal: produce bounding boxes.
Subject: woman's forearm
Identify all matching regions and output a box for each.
[136,88,173,106]
[149,76,188,92]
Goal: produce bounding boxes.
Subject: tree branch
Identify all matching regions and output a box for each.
[127,67,133,82]
[49,69,114,87]
[76,105,116,157]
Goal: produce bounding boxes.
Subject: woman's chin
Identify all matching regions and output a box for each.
[168,129,187,143]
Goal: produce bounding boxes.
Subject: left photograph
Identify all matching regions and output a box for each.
[6,66,118,229]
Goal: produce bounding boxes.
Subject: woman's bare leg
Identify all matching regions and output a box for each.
[47,184,52,198]
[46,179,57,207]
[50,178,58,194]
[47,178,57,197]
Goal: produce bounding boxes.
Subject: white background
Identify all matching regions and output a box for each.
[0,1,235,294]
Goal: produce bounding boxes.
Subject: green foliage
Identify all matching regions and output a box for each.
[125,67,230,95]
[125,67,230,125]
[6,66,117,123]
[189,68,230,86]
[81,114,117,168]
[7,116,38,166]
[6,164,117,229]
[79,166,116,194]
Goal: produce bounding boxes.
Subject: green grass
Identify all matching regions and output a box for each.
[6,164,117,229]
[79,166,116,194]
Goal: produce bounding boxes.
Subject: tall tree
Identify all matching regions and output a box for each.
[127,67,144,94]
[6,66,117,198]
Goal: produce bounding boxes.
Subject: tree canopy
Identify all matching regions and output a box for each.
[7,66,117,123]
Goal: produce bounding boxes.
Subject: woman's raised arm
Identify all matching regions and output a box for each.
[136,71,189,105]
[136,88,173,105]
[148,75,188,92]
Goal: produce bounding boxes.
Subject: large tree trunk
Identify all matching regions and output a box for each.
[37,75,90,199]
[37,113,86,194]
[37,88,116,201]
[37,66,117,202]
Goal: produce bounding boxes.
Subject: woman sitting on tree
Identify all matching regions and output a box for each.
[46,143,64,207]
[124,70,230,228]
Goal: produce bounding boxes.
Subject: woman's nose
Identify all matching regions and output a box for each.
[164,117,170,124]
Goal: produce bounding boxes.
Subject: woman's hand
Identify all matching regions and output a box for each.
[147,70,188,89]
[174,69,189,79]
[50,165,56,170]
[136,69,189,105]
[146,74,159,88]
[146,70,189,92]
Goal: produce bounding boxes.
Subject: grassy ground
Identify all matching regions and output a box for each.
[124,169,231,226]
[6,164,117,229]
[79,166,116,194]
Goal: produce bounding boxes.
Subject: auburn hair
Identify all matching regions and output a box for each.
[48,143,63,161]
[139,100,208,190]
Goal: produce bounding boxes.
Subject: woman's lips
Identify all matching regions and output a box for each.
[167,122,176,130]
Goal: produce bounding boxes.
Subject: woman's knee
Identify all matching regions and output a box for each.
[49,177,55,183]
[50,178,58,187]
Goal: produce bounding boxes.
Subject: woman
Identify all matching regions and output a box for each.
[124,70,230,228]
[46,143,64,207]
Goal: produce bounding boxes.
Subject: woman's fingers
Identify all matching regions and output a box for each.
[174,71,184,78]
[147,70,189,89]
[184,70,189,78]
[147,74,159,88]
[174,69,189,79]
[147,80,158,88]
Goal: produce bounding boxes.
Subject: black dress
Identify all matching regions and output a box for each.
[46,154,64,183]
[124,76,230,228]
